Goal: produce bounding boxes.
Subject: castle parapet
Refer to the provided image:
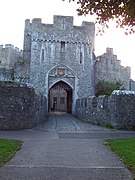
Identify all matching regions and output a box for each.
[75,93,135,130]
[81,21,95,48]
[53,15,73,29]
[32,18,42,24]
[0,44,22,53]
[15,47,19,52]
[81,21,95,29]
[95,47,131,90]
[25,19,31,28]
[106,47,113,56]
[0,44,23,70]
[5,44,14,49]
[0,45,3,49]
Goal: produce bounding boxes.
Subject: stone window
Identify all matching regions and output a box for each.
[79,45,84,65]
[62,19,65,29]
[61,41,65,52]
[41,49,45,62]
[80,51,82,64]
[85,99,87,107]
[81,99,83,107]
[41,95,43,106]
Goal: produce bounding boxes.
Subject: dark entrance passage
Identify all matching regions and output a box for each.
[48,81,72,113]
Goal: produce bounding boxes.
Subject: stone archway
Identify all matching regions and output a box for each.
[48,81,72,113]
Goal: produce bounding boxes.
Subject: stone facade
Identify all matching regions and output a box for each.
[0,15,133,113]
[75,91,135,130]
[23,16,95,113]
[0,44,23,81]
[129,79,135,91]
[0,68,13,81]
[95,48,131,90]
[0,82,47,130]
[0,44,22,69]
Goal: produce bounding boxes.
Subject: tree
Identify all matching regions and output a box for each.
[95,80,125,96]
[63,0,135,34]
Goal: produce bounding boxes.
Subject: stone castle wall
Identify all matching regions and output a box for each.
[24,16,95,99]
[130,79,135,91]
[95,48,131,90]
[0,44,23,82]
[0,68,14,81]
[75,91,135,130]
[0,44,22,69]
[0,82,47,130]
[0,16,135,130]
[0,17,133,93]
[0,16,134,115]
[22,16,96,112]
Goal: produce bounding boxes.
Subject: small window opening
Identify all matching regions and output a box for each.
[41,49,44,61]
[80,51,82,64]
[61,41,65,52]
[62,19,65,29]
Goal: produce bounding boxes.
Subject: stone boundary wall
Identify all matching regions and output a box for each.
[0,82,47,130]
[75,93,135,130]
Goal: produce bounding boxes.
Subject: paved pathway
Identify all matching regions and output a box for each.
[36,112,109,132]
[0,113,135,180]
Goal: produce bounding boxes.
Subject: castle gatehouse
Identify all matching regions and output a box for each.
[0,15,132,114]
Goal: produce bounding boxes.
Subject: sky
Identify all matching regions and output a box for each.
[0,0,135,79]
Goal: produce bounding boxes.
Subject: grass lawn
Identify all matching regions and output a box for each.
[0,139,22,166]
[105,138,135,179]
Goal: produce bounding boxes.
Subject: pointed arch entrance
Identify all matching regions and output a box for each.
[48,81,72,113]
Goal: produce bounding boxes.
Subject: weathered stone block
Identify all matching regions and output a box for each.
[75,92,135,130]
[0,82,47,130]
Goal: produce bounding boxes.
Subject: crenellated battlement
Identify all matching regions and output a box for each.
[75,91,135,130]
[0,44,22,54]
[0,15,133,104]
[95,48,131,90]
[0,44,23,71]
[0,15,134,130]
[24,15,95,36]
[25,16,95,28]
[32,18,42,24]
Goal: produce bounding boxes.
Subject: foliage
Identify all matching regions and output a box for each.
[0,139,22,166]
[15,57,26,66]
[95,80,124,96]
[105,123,114,129]
[105,138,135,178]
[63,0,135,34]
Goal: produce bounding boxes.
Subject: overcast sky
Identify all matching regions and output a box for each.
[0,0,135,79]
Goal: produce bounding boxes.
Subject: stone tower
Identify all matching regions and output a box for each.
[95,48,131,90]
[23,15,95,113]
